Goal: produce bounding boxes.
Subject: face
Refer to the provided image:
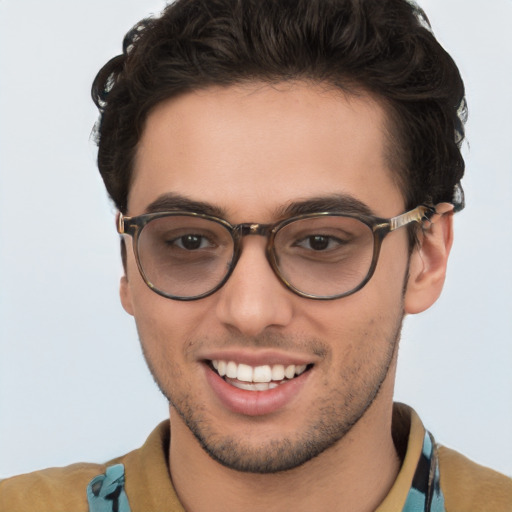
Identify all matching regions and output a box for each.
[122,82,412,473]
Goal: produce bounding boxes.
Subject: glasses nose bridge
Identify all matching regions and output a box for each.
[231,222,276,273]
[235,222,273,240]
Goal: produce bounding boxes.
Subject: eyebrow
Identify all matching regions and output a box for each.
[144,193,227,217]
[276,194,375,218]
[144,192,375,220]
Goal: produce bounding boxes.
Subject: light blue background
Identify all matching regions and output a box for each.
[1,0,511,477]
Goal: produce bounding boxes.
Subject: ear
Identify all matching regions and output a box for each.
[404,207,454,314]
[120,274,135,316]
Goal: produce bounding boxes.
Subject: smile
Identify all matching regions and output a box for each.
[211,360,310,391]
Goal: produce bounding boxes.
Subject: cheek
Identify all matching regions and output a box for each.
[123,255,211,354]
[372,233,411,296]
[129,294,211,400]
[299,250,408,360]
[131,292,209,354]
[313,253,408,334]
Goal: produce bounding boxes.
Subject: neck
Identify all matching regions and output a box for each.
[168,394,400,512]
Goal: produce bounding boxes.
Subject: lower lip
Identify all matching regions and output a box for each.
[204,364,311,416]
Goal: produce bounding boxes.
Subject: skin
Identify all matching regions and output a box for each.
[120,82,453,512]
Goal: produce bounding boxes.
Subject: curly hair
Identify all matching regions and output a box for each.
[92,0,466,215]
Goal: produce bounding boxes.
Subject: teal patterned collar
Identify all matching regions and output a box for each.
[86,430,445,512]
[402,430,446,512]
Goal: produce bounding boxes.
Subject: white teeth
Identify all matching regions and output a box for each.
[271,364,285,381]
[232,381,280,391]
[226,361,238,379]
[231,381,255,391]
[237,363,253,382]
[211,360,309,386]
[284,365,296,379]
[253,365,272,383]
[295,364,307,376]
[217,360,227,377]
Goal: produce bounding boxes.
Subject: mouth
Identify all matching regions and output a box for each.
[208,360,313,391]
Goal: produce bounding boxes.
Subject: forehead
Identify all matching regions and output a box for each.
[129,82,404,219]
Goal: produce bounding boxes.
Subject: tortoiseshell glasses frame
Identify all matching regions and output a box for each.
[117,204,437,301]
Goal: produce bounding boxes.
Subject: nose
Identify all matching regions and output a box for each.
[215,236,294,336]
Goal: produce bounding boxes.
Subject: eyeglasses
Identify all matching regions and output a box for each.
[117,205,436,301]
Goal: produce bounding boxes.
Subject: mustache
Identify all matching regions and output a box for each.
[185,331,329,358]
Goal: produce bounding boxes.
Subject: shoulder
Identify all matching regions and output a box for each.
[0,462,106,512]
[0,422,172,512]
[439,445,512,512]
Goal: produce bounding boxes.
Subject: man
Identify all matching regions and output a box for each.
[1,0,511,510]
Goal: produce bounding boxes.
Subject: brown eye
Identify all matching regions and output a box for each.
[175,234,208,250]
[295,235,345,251]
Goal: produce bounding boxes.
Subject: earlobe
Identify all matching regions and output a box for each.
[404,206,454,315]
[120,275,135,316]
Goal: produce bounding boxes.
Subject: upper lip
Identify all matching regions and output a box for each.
[199,349,317,367]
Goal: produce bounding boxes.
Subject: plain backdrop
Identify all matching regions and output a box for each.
[0,0,511,478]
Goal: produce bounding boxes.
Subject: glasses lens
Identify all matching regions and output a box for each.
[274,216,374,297]
[137,215,234,298]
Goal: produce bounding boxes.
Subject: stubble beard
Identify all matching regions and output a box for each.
[140,309,404,474]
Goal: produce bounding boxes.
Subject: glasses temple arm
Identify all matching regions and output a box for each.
[390,203,454,231]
